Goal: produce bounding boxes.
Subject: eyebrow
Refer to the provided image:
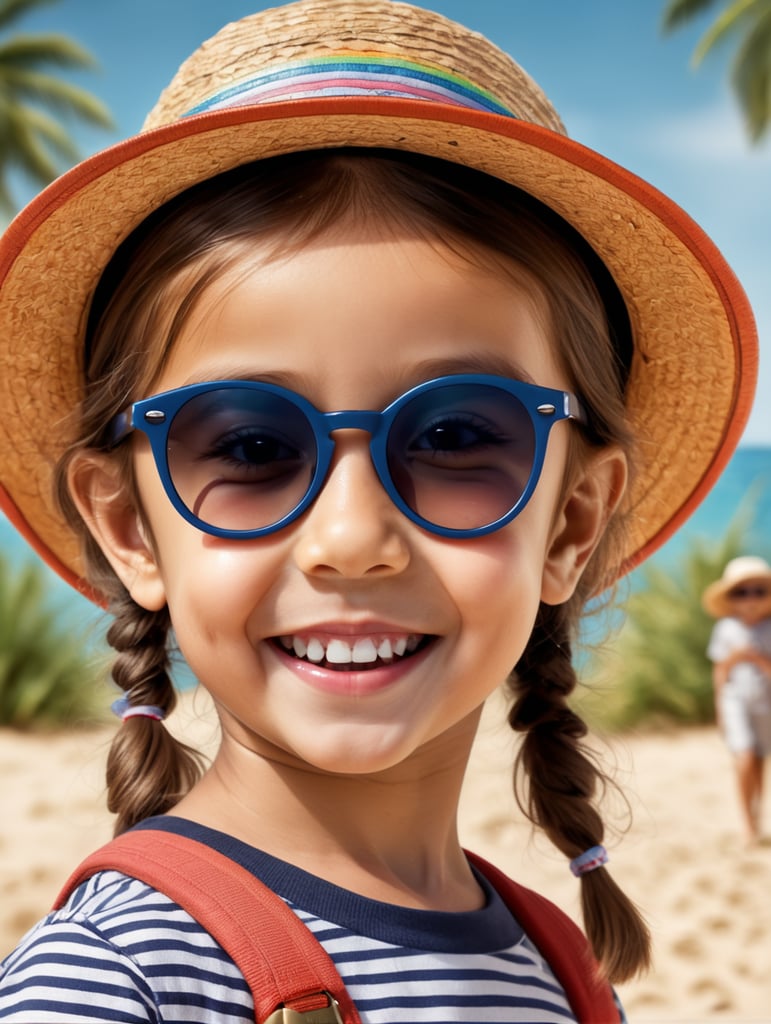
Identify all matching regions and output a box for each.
[178,351,536,393]
[407,354,537,385]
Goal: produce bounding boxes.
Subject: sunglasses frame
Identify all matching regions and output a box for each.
[109,373,586,540]
[728,585,770,601]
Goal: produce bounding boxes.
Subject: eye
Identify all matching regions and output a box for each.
[200,426,306,479]
[408,414,510,458]
[214,429,295,464]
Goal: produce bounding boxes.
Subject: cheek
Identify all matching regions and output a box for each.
[163,542,282,623]
[441,518,552,661]
[158,543,284,694]
[133,489,282,656]
[133,447,280,614]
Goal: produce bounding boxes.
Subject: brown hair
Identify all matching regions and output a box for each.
[56,148,648,981]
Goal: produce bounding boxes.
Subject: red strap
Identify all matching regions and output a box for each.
[466,851,620,1024]
[54,831,361,1024]
[56,831,617,1024]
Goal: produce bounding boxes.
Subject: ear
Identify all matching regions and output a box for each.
[68,452,167,611]
[540,446,627,605]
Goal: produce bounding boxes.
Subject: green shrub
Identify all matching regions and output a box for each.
[0,555,109,729]
[579,506,766,732]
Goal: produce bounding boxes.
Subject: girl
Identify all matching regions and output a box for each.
[0,1,756,1021]
[704,557,771,845]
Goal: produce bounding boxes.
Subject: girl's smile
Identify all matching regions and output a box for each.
[271,627,435,696]
[102,224,604,781]
[276,631,424,668]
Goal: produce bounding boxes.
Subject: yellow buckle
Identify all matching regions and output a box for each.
[263,993,344,1024]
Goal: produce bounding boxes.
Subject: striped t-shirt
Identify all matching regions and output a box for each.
[0,818,621,1022]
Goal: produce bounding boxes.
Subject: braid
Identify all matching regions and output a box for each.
[105,590,205,836]
[508,602,650,983]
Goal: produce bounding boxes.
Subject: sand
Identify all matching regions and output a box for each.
[2,686,770,1022]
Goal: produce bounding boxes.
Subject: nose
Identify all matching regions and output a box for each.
[292,431,411,579]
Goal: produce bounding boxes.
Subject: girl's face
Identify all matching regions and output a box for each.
[90,227,621,779]
[727,581,771,626]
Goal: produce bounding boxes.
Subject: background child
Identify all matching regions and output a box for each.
[704,556,771,845]
[0,0,757,1021]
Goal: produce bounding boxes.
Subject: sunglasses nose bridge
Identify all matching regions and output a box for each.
[316,409,392,498]
[321,409,383,442]
[322,409,381,430]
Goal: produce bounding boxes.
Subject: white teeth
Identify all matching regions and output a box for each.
[326,639,352,664]
[280,633,423,665]
[352,638,378,663]
[306,638,325,662]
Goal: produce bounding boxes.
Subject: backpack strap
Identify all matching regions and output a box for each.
[54,829,362,1024]
[55,830,618,1024]
[466,851,620,1024]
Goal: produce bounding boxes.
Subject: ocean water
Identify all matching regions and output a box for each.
[642,445,771,569]
[1,446,769,641]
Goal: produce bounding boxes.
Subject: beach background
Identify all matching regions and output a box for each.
[1,0,770,1020]
[2,686,771,1022]
[2,448,771,1021]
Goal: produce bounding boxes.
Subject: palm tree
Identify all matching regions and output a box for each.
[662,0,771,143]
[0,0,112,215]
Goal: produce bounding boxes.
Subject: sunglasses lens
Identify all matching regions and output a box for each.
[166,388,316,531]
[731,586,769,600]
[387,382,535,531]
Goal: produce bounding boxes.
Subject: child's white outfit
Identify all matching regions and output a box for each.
[708,617,771,755]
[0,818,625,1023]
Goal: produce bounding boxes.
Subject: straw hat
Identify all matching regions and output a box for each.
[0,0,757,601]
[702,557,771,618]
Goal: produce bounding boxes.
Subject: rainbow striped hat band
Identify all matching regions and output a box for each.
[185,53,515,118]
[0,0,757,602]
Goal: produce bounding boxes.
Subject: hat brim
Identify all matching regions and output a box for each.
[703,573,771,618]
[0,98,758,600]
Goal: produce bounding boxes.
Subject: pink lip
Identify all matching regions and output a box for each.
[280,620,417,637]
[267,635,434,697]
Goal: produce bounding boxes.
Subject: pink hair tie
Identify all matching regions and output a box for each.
[111,696,165,722]
[570,845,608,877]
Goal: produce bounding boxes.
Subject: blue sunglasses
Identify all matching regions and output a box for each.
[109,373,586,540]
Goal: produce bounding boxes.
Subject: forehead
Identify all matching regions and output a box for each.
[93,156,589,402]
[150,230,563,401]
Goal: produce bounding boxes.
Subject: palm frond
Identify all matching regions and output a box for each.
[0,66,112,125]
[691,0,768,64]
[0,32,99,69]
[0,0,57,34]
[0,110,63,185]
[663,0,771,144]
[7,102,80,164]
[662,0,723,33]
[0,174,14,211]
[730,6,771,138]
[0,0,113,213]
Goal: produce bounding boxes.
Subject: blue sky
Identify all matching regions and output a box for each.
[11,0,771,444]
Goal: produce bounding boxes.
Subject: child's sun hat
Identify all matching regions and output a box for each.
[0,0,757,601]
[703,557,771,618]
